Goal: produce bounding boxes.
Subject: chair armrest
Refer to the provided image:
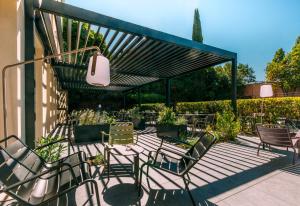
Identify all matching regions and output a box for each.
[156,147,197,162]
[160,136,193,147]
[2,163,79,192]
[101,131,110,143]
[0,134,22,145]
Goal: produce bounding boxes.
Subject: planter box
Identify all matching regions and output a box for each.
[156,124,187,138]
[132,118,146,130]
[74,124,110,143]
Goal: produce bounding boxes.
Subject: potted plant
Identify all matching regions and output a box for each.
[36,135,66,165]
[156,107,187,138]
[74,110,116,143]
[87,153,105,166]
[128,107,146,130]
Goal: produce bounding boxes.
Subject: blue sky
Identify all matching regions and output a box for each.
[67,0,300,81]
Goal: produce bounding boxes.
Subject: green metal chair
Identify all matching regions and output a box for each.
[0,135,100,205]
[101,122,136,145]
[101,122,139,182]
[138,132,216,206]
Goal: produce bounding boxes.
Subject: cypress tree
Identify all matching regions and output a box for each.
[192,9,203,43]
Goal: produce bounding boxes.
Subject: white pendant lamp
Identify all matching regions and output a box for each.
[86,52,110,86]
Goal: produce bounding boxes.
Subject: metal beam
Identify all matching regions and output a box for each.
[61,80,138,88]
[231,57,237,115]
[41,12,58,55]
[74,22,82,64]
[165,79,171,107]
[33,0,236,59]
[55,15,64,57]
[24,0,35,149]
[67,18,72,63]
[138,87,141,107]
[79,24,91,64]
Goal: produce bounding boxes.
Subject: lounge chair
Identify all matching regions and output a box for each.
[0,135,100,205]
[256,124,299,164]
[138,132,216,206]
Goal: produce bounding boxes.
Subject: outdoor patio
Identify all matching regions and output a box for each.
[1,1,300,206]
[9,125,298,206]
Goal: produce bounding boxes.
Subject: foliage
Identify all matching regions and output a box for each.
[142,97,300,124]
[214,110,241,142]
[266,36,300,94]
[175,116,188,125]
[128,107,143,120]
[192,8,203,43]
[62,19,109,63]
[140,103,166,112]
[157,107,188,126]
[36,136,66,163]
[127,92,165,105]
[76,109,116,125]
[157,107,177,125]
[92,153,105,165]
[214,63,256,96]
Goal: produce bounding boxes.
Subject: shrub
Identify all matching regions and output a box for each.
[214,110,241,142]
[157,107,177,125]
[173,97,300,122]
[75,109,116,125]
[175,116,187,125]
[128,106,143,120]
[140,103,166,112]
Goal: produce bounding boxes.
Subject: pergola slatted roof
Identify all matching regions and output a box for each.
[33,0,237,92]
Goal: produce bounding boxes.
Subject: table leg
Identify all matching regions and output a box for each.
[107,149,110,182]
[134,155,139,186]
[298,141,300,157]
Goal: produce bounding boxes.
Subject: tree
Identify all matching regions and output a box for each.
[266,36,300,94]
[214,63,256,97]
[192,9,203,43]
[62,19,109,64]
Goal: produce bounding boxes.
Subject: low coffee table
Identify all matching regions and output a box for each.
[104,144,144,185]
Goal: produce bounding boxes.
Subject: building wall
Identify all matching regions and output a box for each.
[0,0,25,140]
[34,33,60,140]
[244,83,300,98]
[0,0,67,144]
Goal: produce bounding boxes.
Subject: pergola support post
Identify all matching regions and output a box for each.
[138,88,141,107]
[231,57,237,115]
[123,94,126,109]
[165,79,171,107]
[24,0,35,149]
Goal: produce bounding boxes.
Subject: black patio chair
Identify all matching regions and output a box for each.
[0,135,100,205]
[138,132,216,206]
[256,124,299,164]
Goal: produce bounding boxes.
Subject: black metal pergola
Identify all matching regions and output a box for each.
[23,0,237,147]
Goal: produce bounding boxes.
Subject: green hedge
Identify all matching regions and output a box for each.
[141,97,300,122]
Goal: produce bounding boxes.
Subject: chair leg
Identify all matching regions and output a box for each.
[292,148,296,165]
[138,163,148,197]
[257,142,262,156]
[186,173,191,181]
[183,176,196,206]
[91,180,101,206]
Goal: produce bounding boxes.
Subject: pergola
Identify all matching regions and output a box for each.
[23,0,237,146]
